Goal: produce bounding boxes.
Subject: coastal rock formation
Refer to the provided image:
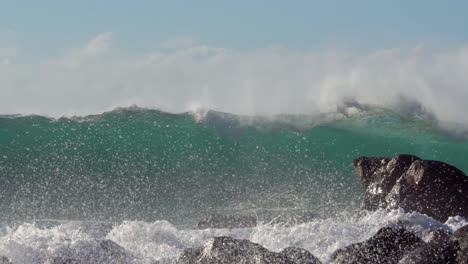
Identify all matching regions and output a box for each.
[197,213,257,229]
[451,225,468,264]
[331,227,423,264]
[354,154,468,221]
[176,236,321,264]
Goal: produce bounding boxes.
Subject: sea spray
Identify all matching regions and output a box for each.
[0,209,465,263]
[0,108,467,223]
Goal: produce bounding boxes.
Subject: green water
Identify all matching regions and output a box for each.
[0,109,466,223]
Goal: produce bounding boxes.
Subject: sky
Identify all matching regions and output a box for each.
[2,0,468,60]
[1,0,468,125]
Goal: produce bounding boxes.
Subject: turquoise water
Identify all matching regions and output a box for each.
[0,108,466,223]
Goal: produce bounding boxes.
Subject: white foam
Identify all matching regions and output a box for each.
[0,209,463,263]
[1,34,468,132]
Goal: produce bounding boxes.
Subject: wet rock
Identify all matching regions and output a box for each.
[354,154,420,210]
[451,225,468,264]
[0,256,12,264]
[47,240,131,264]
[177,247,203,264]
[400,229,458,264]
[197,213,257,229]
[331,227,423,264]
[100,239,128,260]
[176,236,321,264]
[279,247,321,264]
[48,257,82,264]
[354,154,468,221]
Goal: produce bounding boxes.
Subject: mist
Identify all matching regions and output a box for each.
[1,33,468,128]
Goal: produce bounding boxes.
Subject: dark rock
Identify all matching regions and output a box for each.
[197,213,257,229]
[386,159,468,222]
[48,257,82,264]
[400,229,458,264]
[279,247,321,264]
[100,239,128,260]
[176,236,321,264]
[48,240,131,264]
[0,257,12,264]
[353,155,468,221]
[177,247,203,264]
[331,227,423,264]
[354,155,420,210]
[451,225,468,264]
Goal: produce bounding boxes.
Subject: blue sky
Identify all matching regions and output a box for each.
[2,0,468,59]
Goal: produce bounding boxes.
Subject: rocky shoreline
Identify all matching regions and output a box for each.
[1,154,467,263]
[178,154,468,264]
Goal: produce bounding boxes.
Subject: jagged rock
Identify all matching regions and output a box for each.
[331,227,423,264]
[176,236,321,264]
[354,154,468,221]
[399,229,458,264]
[197,213,257,229]
[451,225,468,264]
[354,154,419,210]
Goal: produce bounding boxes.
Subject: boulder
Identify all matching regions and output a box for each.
[399,229,458,264]
[197,213,257,229]
[279,247,321,264]
[176,236,321,264]
[48,258,82,264]
[354,155,468,221]
[451,225,468,264]
[100,239,129,261]
[47,240,130,264]
[0,257,12,264]
[354,155,419,210]
[331,227,423,264]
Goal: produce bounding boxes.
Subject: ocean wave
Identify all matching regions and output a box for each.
[0,209,465,263]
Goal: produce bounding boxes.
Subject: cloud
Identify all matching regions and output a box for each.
[84,32,112,55]
[0,33,468,129]
[0,48,16,65]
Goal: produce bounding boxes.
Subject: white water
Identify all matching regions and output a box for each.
[2,33,468,132]
[0,209,465,264]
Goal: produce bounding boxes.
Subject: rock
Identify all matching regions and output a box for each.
[331,227,423,264]
[279,247,321,264]
[353,154,468,221]
[451,225,468,264]
[386,159,468,222]
[399,229,458,264]
[47,240,131,264]
[48,258,82,264]
[197,213,257,229]
[0,257,12,264]
[354,154,420,210]
[176,236,321,264]
[177,248,203,264]
[100,239,128,260]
